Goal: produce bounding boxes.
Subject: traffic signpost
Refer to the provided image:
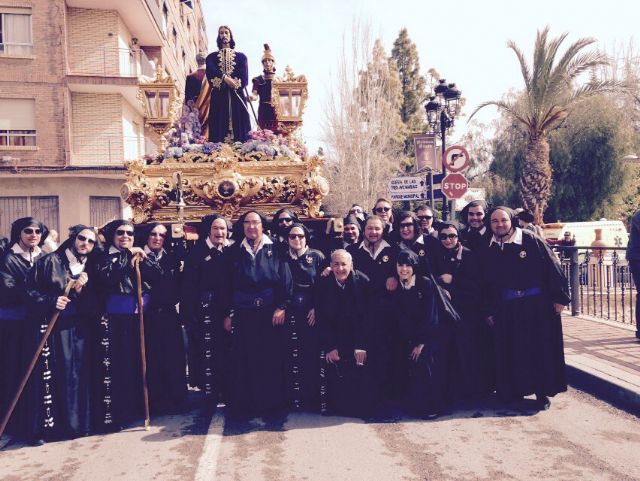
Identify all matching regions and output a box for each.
[388,176,428,202]
[443,145,470,173]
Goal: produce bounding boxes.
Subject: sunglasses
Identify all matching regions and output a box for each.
[417,215,433,221]
[374,207,391,213]
[115,229,134,237]
[150,231,167,238]
[399,223,414,229]
[278,217,293,224]
[22,228,41,235]
[439,233,458,240]
[349,209,363,214]
[288,234,305,240]
[77,234,96,245]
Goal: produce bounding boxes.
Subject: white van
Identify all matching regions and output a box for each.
[543,220,628,248]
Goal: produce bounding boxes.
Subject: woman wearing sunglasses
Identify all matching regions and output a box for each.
[392,211,439,277]
[93,219,163,432]
[270,208,300,254]
[23,225,98,444]
[283,223,326,411]
[0,217,48,441]
[432,222,493,401]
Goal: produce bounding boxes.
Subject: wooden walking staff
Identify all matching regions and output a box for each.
[0,280,75,442]
[134,255,151,430]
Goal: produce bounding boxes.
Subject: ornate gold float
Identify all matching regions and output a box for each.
[124,58,328,224]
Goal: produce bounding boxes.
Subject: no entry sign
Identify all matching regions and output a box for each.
[444,145,469,173]
[441,173,469,199]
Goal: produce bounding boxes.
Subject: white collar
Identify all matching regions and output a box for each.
[358,238,390,260]
[144,245,165,260]
[289,246,308,259]
[400,275,416,290]
[335,276,348,289]
[11,243,41,264]
[470,225,487,235]
[108,245,123,254]
[205,236,231,251]
[65,248,87,275]
[490,227,523,248]
[414,235,425,245]
[241,235,273,257]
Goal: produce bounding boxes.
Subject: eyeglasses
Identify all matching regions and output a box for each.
[349,208,363,214]
[278,217,293,224]
[374,206,391,213]
[22,228,41,235]
[399,223,414,229]
[77,234,96,245]
[150,231,167,238]
[417,215,433,221]
[115,229,134,237]
[439,233,458,240]
[243,220,261,227]
[288,234,305,240]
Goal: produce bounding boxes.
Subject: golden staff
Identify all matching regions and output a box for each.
[0,280,75,442]
[134,255,151,430]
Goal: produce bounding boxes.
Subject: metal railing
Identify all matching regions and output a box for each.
[67,46,155,78]
[554,245,636,326]
[71,135,144,165]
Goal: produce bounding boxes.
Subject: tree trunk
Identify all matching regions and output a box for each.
[520,135,552,225]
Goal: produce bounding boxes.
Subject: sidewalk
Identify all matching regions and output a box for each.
[563,313,640,415]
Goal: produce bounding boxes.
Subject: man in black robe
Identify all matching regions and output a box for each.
[480,207,570,410]
[316,249,374,418]
[206,25,251,143]
[181,214,233,404]
[138,223,187,414]
[222,211,292,420]
[25,225,97,443]
[0,217,48,440]
[459,200,492,252]
[93,220,163,432]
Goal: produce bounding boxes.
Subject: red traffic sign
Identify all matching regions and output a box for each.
[442,173,469,199]
[444,145,469,173]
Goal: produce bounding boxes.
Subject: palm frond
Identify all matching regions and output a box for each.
[507,40,532,92]
[468,100,529,127]
[568,79,624,102]
[539,105,568,132]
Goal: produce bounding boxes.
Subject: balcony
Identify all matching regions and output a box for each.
[65,0,164,45]
[71,134,146,165]
[68,47,155,78]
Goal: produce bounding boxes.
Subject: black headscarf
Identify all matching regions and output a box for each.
[271,208,299,238]
[459,200,488,228]
[198,214,231,241]
[397,249,419,268]
[285,222,311,245]
[233,210,269,242]
[487,206,517,236]
[10,217,49,246]
[134,222,167,248]
[516,209,535,224]
[393,211,421,244]
[101,219,134,248]
[58,224,92,253]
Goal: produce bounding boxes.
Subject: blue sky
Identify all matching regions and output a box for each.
[201,0,639,152]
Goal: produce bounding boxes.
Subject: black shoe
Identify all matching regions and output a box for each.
[535,394,550,411]
[635,331,640,340]
[29,438,45,447]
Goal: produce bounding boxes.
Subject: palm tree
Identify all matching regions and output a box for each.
[470,26,619,223]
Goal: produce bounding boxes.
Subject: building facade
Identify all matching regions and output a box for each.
[0,0,208,238]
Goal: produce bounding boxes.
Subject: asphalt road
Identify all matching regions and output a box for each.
[2,388,639,481]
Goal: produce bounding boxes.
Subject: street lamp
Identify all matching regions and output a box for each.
[424,79,462,221]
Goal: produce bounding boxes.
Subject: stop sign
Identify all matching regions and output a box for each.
[442,173,468,199]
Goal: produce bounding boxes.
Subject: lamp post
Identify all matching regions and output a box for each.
[424,79,462,221]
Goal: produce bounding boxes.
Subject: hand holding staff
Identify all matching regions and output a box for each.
[133,256,151,431]
[0,280,75,442]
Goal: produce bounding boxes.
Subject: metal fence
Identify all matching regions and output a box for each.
[554,245,636,326]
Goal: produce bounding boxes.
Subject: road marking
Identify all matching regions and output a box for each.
[194,412,225,481]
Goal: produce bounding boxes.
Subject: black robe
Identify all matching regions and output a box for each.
[180,241,231,402]
[25,249,95,439]
[92,248,163,431]
[316,270,374,418]
[0,247,44,436]
[284,248,326,411]
[459,226,492,252]
[432,245,494,399]
[348,242,401,401]
[397,234,440,277]
[144,249,187,414]
[206,48,251,143]
[224,240,292,416]
[479,229,570,400]
[393,275,450,416]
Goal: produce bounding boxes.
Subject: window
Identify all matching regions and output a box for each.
[0,196,58,238]
[89,197,121,228]
[161,3,168,33]
[0,9,33,56]
[172,26,177,48]
[0,98,36,147]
